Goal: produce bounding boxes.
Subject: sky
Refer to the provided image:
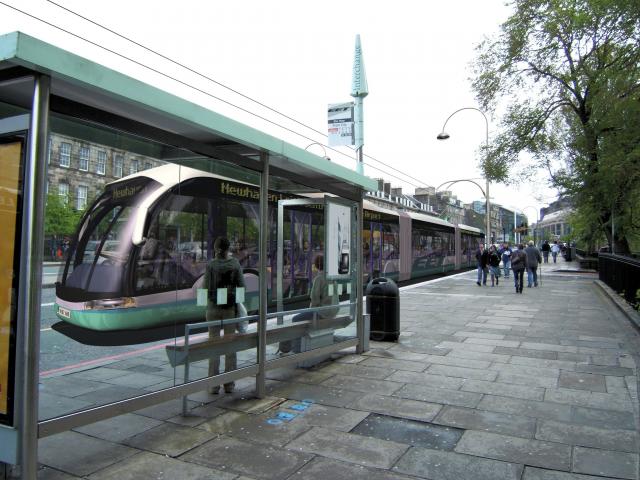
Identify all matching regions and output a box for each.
[1,0,559,221]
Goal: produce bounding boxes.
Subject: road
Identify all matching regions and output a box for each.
[39,264,170,376]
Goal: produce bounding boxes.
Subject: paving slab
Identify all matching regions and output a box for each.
[434,405,537,438]
[350,413,463,450]
[545,387,634,411]
[266,380,365,407]
[286,426,409,469]
[348,392,442,423]
[395,383,483,408]
[571,404,638,430]
[427,364,499,381]
[320,374,404,395]
[38,431,139,477]
[477,394,572,422]
[73,413,163,443]
[359,355,427,372]
[460,379,545,401]
[536,419,639,453]
[87,451,236,480]
[572,446,639,479]
[123,422,215,457]
[393,447,523,480]
[523,466,618,480]
[293,457,415,480]
[385,370,466,389]
[558,371,607,392]
[182,434,312,480]
[455,430,572,471]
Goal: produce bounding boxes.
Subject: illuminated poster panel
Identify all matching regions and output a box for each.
[0,140,22,425]
[325,199,351,279]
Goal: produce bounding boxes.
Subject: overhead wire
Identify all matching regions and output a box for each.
[43,0,437,189]
[3,0,435,190]
[46,0,437,189]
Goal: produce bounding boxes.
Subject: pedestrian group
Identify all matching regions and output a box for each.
[476,240,543,294]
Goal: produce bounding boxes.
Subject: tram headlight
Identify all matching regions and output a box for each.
[85,297,136,310]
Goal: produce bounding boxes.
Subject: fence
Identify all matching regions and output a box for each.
[599,253,640,306]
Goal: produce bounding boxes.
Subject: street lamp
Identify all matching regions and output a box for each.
[437,107,491,246]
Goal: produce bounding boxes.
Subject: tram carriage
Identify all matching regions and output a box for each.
[54,164,483,333]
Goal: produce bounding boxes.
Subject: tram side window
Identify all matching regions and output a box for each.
[135,194,206,293]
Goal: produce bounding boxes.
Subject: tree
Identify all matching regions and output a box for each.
[44,192,84,238]
[472,0,640,254]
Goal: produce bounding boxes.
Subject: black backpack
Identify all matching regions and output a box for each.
[208,262,240,307]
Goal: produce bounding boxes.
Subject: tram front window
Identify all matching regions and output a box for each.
[60,177,162,297]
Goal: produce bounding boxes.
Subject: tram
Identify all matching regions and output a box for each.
[54,164,483,333]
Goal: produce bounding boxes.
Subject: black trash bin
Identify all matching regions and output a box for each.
[366,277,400,341]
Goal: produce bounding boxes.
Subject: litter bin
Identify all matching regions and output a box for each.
[366,277,400,341]
[565,247,573,262]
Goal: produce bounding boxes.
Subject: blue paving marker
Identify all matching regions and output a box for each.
[266,418,283,425]
[289,403,309,411]
[301,399,314,405]
[276,411,297,421]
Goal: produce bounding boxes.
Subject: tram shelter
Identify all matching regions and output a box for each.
[0,31,376,478]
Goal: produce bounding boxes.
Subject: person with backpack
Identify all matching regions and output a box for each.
[510,243,528,293]
[204,236,245,394]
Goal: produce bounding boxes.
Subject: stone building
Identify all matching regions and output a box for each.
[47,132,164,209]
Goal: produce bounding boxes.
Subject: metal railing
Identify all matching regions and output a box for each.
[599,253,640,306]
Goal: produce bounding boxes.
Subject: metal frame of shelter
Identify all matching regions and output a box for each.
[0,32,376,478]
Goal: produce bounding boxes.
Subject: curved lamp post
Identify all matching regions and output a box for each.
[305,142,331,161]
[437,107,491,246]
[434,178,487,223]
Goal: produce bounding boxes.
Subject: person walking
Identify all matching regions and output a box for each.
[510,243,528,293]
[541,240,550,263]
[475,243,488,286]
[524,240,542,287]
[204,236,245,394]
[499,242,512,278]
[551,240,561,263]
[488,245,501,287]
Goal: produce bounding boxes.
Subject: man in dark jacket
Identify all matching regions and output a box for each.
[524,240,542,287]
[510,244,528,293]
[475,244,488,286]
[541,240,550,263]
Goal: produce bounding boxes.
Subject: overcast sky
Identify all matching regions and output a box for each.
[2,0,559,220]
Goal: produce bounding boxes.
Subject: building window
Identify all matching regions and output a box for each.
[144,161,152,170]
[58,182,69,200]
[114,155,123,178]
[129,159,139,175]
[77,185,88,210]
[60,142,71,167]
[79,146,90,171]
[97,151,106,175]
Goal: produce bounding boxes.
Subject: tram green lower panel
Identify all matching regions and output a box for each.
[56,301,206,331]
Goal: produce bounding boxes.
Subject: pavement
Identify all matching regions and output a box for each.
[34,257,640,480]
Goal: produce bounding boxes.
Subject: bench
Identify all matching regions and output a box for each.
[165,314,354,368]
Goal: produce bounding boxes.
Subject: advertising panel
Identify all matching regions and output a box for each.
[325,199,352,278]
[0,140,22,425]
[327,102,354,147]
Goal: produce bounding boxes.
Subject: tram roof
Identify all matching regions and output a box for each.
[0,32,378,200]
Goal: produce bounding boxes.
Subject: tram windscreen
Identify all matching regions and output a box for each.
[62,177,162,295]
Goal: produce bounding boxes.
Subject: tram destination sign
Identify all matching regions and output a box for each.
[328,102,354,147]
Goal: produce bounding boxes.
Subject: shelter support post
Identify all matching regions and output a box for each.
[256,151,269,398]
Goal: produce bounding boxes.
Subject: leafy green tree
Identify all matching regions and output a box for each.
[472,0,640,254]
[44,192,84,238]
